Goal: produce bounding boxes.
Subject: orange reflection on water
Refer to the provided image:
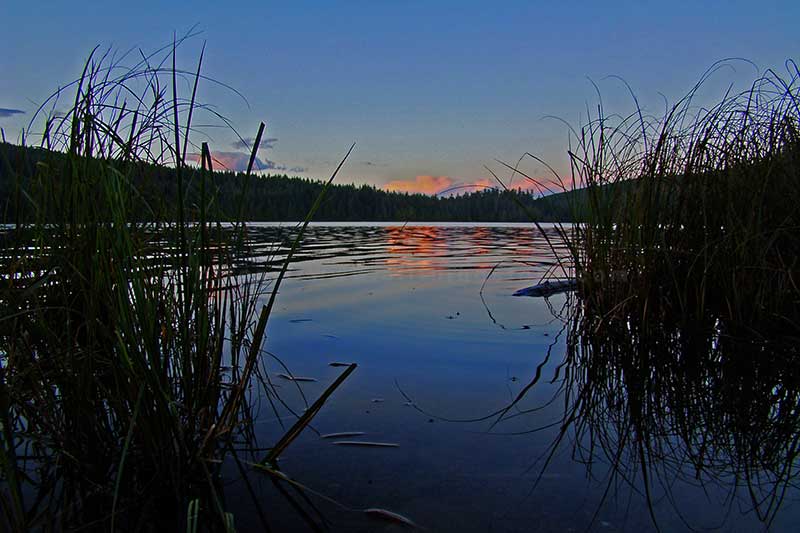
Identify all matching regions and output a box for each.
[467,226,492,256]
[384,225,448,275]
[382,225,523,275]
[507,228,536,258]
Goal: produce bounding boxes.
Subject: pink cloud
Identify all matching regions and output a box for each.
[383,175,554,196]
[471,178,494,189]
[384,175,454,195]
[485,176,563,195]
[433,178,495,196]
[443,177,538,195]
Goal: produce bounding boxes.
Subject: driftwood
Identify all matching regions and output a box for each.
[513,279,577,297]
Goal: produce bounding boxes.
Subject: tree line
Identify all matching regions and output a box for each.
[0,142,576,223]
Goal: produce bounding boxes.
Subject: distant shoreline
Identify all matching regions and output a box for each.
[0,142,577,224]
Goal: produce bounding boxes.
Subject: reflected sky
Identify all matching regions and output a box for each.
[245,222,569,280]
[227,223,799,532]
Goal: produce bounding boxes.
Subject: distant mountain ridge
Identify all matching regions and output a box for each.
[0,142,578,222]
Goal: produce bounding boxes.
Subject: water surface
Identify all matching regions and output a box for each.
[232,223,798,532]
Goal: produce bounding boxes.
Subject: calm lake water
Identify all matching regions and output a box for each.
[228,223,799,532]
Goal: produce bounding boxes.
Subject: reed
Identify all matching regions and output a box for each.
[0,37,350,531]
[563,61,800,330]
[504,61,800,529]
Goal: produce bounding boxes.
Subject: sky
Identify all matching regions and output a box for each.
[1,1,798,194]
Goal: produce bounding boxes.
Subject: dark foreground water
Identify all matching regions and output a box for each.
[227,223,799,532]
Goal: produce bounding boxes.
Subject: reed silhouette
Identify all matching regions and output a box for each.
[505,60,800,530]
[0,35,353,531]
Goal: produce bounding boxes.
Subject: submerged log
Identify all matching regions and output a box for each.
[513,279,577,297]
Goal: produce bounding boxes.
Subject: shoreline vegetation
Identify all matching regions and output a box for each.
[1,31,799,532]
[0,40,362,531]
[514,60,800,529]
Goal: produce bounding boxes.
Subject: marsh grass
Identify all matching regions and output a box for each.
[0,38,352,531]
[567,64,799,330]
[501,61,800,529]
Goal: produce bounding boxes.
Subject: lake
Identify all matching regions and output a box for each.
[226,222,799,532]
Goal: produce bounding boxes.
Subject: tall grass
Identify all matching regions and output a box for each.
[506,61,800,529]
[0,38,351,531]
[565,61,800,329]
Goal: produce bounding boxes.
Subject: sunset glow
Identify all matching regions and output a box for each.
[384,175,453,195]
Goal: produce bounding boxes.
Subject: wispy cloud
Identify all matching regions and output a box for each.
[188,151,306,174]
[384,175,453,195]
[231,136,278,151]
[260,159,287,171]
[0,108,24,118]
[188,151,264,172]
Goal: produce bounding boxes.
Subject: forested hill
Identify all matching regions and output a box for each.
[0,142,575,222]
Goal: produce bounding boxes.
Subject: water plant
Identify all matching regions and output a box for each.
[502,60,800,529]
[0,36,352,531]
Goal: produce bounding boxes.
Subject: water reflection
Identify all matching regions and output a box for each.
[4,222,797,530]
[187,223,799,531]
[240,222,569,281]
[385,225,445,274]
[249,223,800,532]
[500,289,800,530]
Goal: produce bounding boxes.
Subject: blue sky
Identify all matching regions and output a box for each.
[2,1,798,193]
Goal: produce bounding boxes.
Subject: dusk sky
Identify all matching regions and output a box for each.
[2,1,798,194]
